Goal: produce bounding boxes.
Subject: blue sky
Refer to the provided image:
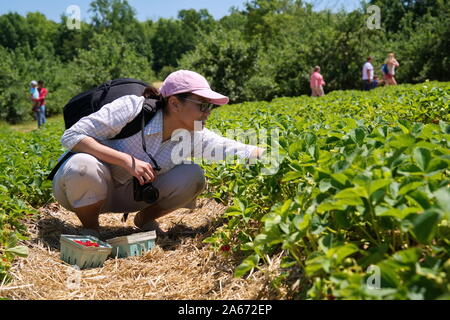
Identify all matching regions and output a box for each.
[0,0,361,22]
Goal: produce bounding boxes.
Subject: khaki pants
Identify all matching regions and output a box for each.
[311,86,324,97]
[52,153,206,214]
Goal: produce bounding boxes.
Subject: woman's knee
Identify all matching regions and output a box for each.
[55,153,112,209]
[154,164,206,211]
[184,164,206,194]
[64,153,111,182]
[156,164,206,198]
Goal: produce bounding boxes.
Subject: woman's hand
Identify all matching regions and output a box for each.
[124,155,157,185]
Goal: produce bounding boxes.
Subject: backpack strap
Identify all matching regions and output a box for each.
[47,151,76,181]
[91,80,113,112]
[47,98,162,181]
[111,98,161,140]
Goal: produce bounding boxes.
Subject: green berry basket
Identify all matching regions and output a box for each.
[60,235,112,269]
[106,231,156,258]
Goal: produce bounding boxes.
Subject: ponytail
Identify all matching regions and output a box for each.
[142,86,169,114]
[142,86,162,100]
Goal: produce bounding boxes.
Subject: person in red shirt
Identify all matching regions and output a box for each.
[37,80,48,127]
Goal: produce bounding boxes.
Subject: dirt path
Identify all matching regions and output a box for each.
[1,199,286,300]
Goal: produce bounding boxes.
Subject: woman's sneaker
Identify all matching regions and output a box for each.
[135,219,167,237]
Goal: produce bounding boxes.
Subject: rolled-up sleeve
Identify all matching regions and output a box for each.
[193,128,259,161]
[61,95,144,150]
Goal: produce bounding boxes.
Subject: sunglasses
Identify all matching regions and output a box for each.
[180,97,218,113]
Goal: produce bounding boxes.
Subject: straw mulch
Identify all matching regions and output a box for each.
[1,198,292,300]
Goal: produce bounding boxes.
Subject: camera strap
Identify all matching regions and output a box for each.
[123,103,162,224]
[141,103,161,172]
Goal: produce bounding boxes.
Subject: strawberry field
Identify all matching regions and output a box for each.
[1,82,449,299]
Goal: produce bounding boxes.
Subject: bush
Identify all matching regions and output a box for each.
[72,32,155,91]
[179,29,272,103]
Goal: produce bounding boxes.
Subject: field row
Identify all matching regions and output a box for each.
[0,82,449,299]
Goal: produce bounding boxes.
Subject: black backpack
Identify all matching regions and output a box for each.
[47,78,162,180]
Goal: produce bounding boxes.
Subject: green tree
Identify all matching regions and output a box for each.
[0,12,57,51]
[89,0,137,32]
[219,7,247,31]
[89,0,153,64]
[72,32,155,90]
[243,0,308,45]
[0,44,74,123]
[151,9,216,74]
[179,29,273,102]
[54,16,93,62]
[369,0,442,33]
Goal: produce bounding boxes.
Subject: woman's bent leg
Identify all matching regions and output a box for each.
[73,200,106,232]
[52,153,112,230]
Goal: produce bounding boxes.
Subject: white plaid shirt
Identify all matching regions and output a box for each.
[61,95,258,184]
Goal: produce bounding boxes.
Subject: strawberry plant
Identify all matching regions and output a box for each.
[0,82,449,299]
[0,122,63,282]
[203,82,450,299]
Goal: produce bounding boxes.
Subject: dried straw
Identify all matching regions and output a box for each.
[1,199,293,300]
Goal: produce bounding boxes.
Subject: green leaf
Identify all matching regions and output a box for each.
[305,255,329,275]
[236,199,246,212]
[413,147,431,171]
[335,186,368,200]
[360,244,389,268]
[225,210,243,217]
[389,134,415,149]
[354,127,366,144]
[411,210,441,244]
[327,243,359,264]
[318,234,335,253]
[330,173,348,188]
[439,121,450,134]
[319,179,332,193]
[399,181,423,195]
[282,171,303,182]
[0,184,9,193]
[369,179,392,196]
[376,206,421,220]
[392,248,421,265]
[234,254,260,278]
[426,159,448,174]
[5,246,29,258]
[288,141,302,156]
[378,261,401,288]
[317,201,346,213]
[407,190,431,209]
[293,213,311,232]
[263,214,281,230]
[433,188,450,218]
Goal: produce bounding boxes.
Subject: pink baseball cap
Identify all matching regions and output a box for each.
[160,70,229,105]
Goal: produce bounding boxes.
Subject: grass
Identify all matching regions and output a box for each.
[0,114,64,133]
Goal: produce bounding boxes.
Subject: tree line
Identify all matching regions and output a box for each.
[0,0,449,123]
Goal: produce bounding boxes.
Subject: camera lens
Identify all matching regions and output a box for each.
[142,183,159,204]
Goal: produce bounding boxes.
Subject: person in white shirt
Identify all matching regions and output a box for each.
[52,70,265,238]
[362,56,374,91]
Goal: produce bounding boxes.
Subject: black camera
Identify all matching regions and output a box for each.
[133,177,159,204]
